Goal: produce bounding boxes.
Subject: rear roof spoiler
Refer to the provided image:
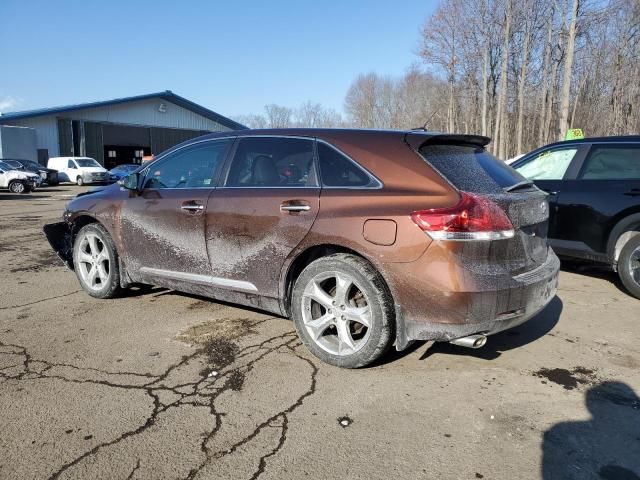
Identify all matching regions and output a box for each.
[403,132,491,150]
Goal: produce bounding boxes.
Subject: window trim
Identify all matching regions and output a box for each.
[315,139,383,190]
[140,137,234,191]
[577,143,640,181]
[220,135,320,189]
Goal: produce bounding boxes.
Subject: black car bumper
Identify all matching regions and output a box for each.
[43,222,73,269]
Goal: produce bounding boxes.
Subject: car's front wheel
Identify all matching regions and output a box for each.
[8,181,28,194]
[73,223,121,298]
[76,176,84,186]
[618,234,640,299]
[291,253,395,368]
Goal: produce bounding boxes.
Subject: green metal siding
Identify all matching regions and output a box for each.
[57,118,73,156]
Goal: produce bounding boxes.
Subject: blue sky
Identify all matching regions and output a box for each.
[0,0,437,118]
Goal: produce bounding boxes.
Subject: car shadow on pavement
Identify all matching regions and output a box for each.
[560,261,632,297]
[418,296,563,361]
[541,381,640,479]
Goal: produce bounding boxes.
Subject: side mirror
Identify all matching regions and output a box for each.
[119,172,141,191]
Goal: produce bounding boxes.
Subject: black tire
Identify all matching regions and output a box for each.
[76,176,84,186]
[73,223,121,299]
[291,253,395,368]
[618,234,640,299]
[8,181,27,194]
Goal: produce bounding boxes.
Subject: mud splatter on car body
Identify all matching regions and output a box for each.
[43,128,559,355]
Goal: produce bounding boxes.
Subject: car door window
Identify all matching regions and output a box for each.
[225,137,316,187]
[580,145,640,180]
[515,148,578,180]
[143,139,232,189]
[317,141,378,187]
[68,160,76,169]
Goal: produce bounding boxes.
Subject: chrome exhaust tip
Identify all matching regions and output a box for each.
[449,334,487,349]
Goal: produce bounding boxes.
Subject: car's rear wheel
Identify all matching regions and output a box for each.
[73,223,121,298]
[76,176,84,186]
[618,234,640,299]
[8,181,27,194]
[291,253,394,368]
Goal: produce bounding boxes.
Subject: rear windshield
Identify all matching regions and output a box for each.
[419,144,527,193]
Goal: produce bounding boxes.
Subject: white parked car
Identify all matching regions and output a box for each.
[47,157,109,186]
[0,160,41,193]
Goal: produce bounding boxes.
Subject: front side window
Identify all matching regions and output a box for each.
[515,148,578,180]
[580,145,640,180]
[317,142,377,187]
[225,137,316,187]
[143,139,231,189]
[67,160,77,169]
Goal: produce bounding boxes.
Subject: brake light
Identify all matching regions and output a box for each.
[411,192,514,241]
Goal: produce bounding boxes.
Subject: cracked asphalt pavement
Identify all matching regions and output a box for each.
[1,186,639,480]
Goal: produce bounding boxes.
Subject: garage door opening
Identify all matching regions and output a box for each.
[104,145,151,169]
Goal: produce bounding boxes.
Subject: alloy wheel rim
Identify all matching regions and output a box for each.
[77,233,110,291]
[11,183,24,193]
[301,271,372,356]
[630,245,640,286]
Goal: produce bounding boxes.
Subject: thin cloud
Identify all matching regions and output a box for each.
[0,96,20,114]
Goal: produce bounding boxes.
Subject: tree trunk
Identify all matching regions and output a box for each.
[516,18,532,154]
[558,0,579,140]
[495,0,512,159]
[538,6,554,146]
[482,47,489,137]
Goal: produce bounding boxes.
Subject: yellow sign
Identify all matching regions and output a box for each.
[565,128,584,140]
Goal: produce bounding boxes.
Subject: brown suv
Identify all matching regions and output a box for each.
[44,129,559,368]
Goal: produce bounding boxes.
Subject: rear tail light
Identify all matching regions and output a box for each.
[411,192,514,241]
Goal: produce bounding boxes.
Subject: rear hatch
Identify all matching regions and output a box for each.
[410,135,549,276]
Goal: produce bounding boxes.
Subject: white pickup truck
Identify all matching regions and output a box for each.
[0,160,41,193]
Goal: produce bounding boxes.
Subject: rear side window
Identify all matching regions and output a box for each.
[580,145,640,180]
[225,137,317,187]
[419,144,527,193]
[317,142,378,188]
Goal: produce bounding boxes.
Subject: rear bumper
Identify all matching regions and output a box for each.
[388,246,560,350]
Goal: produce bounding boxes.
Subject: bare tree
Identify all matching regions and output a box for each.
[558,0,580,139]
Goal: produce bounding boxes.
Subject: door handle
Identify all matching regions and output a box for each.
[181,201,204,213]
[624,189,640,197]
[280,200,311,213]
[541,188,558,195]
[281,204,311,212]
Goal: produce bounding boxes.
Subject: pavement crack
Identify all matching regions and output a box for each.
[125,459,141,480]
[0,290,81,310]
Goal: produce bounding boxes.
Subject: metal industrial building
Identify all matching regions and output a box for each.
[0,91,246,168]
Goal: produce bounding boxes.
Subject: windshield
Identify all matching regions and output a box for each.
[76,158,101,167]
[22,160,42,169]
